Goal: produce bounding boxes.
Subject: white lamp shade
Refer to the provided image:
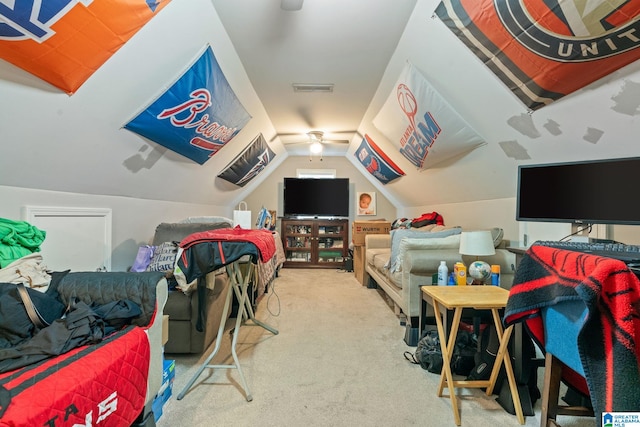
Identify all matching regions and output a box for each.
[459,231,496,256]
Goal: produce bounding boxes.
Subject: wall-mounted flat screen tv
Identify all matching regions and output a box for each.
[516,157,640,225]
[283,178,349,218]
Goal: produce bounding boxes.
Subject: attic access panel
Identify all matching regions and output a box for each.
[23,206,112,272]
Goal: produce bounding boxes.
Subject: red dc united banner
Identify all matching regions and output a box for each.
[373,62,485,169]
[436,0,640,111]
[354,134,405,184]
[124,46,252,165]
[0,0,172,94]
[218,133,275,187]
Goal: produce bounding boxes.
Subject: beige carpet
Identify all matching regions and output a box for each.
[156,268,595,426]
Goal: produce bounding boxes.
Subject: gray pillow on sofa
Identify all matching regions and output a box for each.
[387,227,462,273]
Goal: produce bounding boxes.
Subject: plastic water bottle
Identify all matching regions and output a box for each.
[448,272,455,286]
[437,261,448,286]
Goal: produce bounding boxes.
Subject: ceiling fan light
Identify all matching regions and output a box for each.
[310,141,323,154]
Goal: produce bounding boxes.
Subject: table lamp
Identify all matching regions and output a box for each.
[459,231,495,284]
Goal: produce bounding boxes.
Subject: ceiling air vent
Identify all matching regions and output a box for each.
[292,83,334,93]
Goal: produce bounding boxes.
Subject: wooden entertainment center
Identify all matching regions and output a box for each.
[280,218,348,268]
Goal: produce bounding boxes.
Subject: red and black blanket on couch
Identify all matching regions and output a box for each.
[504,245,640,417]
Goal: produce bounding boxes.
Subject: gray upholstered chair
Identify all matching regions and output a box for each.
[152,222,231,354]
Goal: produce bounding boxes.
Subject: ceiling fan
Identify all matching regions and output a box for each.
[280,131,351,154]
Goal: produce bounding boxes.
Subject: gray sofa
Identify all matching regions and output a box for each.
[152,222,232,354]
[364,225,515,345]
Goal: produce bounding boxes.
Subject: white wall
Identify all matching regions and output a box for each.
[0,185,230,271]
[400,198,518,242]
[243,156,397,240]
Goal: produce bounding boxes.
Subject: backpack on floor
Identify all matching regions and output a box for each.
[404,330,443,373]
[404,329,477,375]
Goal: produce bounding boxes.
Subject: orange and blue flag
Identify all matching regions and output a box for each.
[436,0,640,110]
[0,0,172,94]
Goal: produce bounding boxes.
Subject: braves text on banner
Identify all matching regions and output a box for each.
[354,134,405,184]
[436,0,640,111]
[0,0,172,94]
[218,133,275,187]
[124,46,252,165]
[373,62,485,169]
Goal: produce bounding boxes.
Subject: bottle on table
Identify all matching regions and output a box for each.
[437,261,448,286]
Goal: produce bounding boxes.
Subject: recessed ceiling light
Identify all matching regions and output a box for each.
[292,83,334,93]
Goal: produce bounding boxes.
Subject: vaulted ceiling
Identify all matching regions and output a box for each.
[1,0,639,211]
[211,0,418,156]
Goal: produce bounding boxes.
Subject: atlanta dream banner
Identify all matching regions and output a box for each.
[354,134,405,184]
[435,0,640,111]
[218,133,276,187]
[373,62,485,169]
[125,46,252,165]
[0,0,172,94]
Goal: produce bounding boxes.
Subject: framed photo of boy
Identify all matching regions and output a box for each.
[357,192,376,216]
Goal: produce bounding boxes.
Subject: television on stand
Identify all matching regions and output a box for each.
[516,156,640,244]
[283,177,349,218]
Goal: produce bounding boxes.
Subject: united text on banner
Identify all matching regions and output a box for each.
[0,0,172,94]
[354,134,405,184]
[124,46,252,165]
[373,62,485,169]
[218,134,275,187]
[435,0,640,111]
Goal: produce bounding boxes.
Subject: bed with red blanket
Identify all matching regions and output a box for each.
[0,271,168,427]
[503,245,640,419]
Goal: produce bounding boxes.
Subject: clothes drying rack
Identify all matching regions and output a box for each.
[175,233,279,402]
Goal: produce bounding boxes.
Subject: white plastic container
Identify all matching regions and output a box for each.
[437,261,448,286]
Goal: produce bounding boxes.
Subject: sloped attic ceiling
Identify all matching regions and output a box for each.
[1,0,640,211]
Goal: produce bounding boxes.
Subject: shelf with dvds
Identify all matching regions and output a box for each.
[280,218,348,268]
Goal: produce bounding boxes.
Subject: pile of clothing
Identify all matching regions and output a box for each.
[0,217,46,267]
[0,218,49,290]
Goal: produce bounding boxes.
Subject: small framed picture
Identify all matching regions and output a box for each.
[357,192,376,216]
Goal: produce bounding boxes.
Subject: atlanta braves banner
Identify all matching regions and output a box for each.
[0,0,172,94]
[354,134,405,184]
[218,133,275,186]
[435,0,640,111]
[125,46,252,165]
[373,62,485,169]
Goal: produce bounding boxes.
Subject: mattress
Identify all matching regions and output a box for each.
[0,326,150,427]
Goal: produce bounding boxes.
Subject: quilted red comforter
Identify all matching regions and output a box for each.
[0,326,150,427]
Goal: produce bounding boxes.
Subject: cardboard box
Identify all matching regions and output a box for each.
[162,314,169,345]
[353,245,367,285]
[152,378,173,423]
[162,359,175,385]
[352,221,391,246]
[153,359,175,422]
